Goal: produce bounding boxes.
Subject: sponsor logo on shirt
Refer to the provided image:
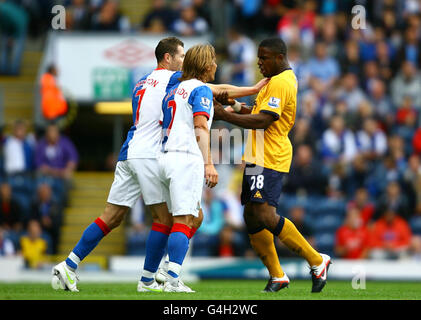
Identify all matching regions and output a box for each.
[200,97,211,109]
[268,97,280,108]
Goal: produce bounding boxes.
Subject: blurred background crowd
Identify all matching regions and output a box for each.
[1,0,421,269]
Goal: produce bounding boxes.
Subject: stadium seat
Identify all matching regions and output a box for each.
[315,232,336,257]
[410,216,421,235]
[8,175,35,219]
[310,199,346,219]
[191,234,215,256]
[12,190,32,222]
[126,232,147,256]
[277,195,312,216]
[313,214,344,233]
[8,174,35,194]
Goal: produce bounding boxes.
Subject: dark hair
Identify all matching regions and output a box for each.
[47,64,56,74]
[155,37,184,63]
[259,37,287,56]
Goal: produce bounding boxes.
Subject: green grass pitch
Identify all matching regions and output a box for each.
[1,280,421,300]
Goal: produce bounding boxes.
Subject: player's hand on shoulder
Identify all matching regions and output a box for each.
[253,77,270,93]
[204,164,218,188]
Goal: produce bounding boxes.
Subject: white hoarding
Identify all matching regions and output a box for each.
[46,33,211,102]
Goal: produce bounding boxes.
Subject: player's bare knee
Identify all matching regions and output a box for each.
[149,203,172,227]
[101,203,128,230]
[105,213,124,229]
[249,202,278,231]
[173,214,194,228]
[152,214,173,227]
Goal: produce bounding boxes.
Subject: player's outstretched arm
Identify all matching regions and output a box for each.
[213,100,274,130]
[213,91,252,115]
[208,78,269,99]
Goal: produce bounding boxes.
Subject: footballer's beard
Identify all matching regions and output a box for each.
[169,60,183,72]
[259,67,271,78]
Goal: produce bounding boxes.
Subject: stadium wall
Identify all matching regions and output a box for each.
[34,32,211,127]
[1,256,421,283]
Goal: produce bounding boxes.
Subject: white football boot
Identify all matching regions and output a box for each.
[163,281,195,293]
[310,253,332,293]
[158,268,195,293]
[137,280,164,292]
[52,261,79,292]
[155,262,169,284]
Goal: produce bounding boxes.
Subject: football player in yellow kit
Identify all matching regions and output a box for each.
[214,37,331,293]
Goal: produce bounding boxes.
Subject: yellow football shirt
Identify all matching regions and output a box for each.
[20,236,47,269]
[243,69,297,173]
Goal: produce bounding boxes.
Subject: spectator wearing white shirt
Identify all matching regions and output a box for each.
[0,226,15,256]
[224,27,256,105]
[356,117,388,161]
[2,120,35,177]
[367,78,394,123]
[321,115,358,166]
[227,28,256,86]
[306,41,340,93]
[335,73,367,114]
[391,61,421,110]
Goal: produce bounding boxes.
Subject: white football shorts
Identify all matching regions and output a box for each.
[107,158,166,207]
[157,151,204,217]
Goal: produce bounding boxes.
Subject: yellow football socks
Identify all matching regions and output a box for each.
[278,218,322,267]
[249,228,285,278]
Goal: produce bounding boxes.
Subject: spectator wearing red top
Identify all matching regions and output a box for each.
[212,225,244,257]
[347,188,376,226]
[369,209,412,260]
[413,128,421,155]
[395,96,417,125]
[0,182,23,232]
[276,0,316,48]
[335,207,370,259]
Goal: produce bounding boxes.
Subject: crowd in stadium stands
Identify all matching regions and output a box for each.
[0,0,28,75]
[0,121,78,267]
[3,0,421,265]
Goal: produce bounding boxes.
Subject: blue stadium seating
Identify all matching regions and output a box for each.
[126,232,147,256]
[314,232,336,257]
[309,199,346,219]
[313,214,344,233]
[191,234,215,256]
[410,216,421,235]
[12,190,32,221]
[278,195,346,219]
[8,174,36,221]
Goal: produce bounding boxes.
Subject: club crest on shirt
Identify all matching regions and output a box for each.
[200,97,211,109]
[268,97,280,108]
